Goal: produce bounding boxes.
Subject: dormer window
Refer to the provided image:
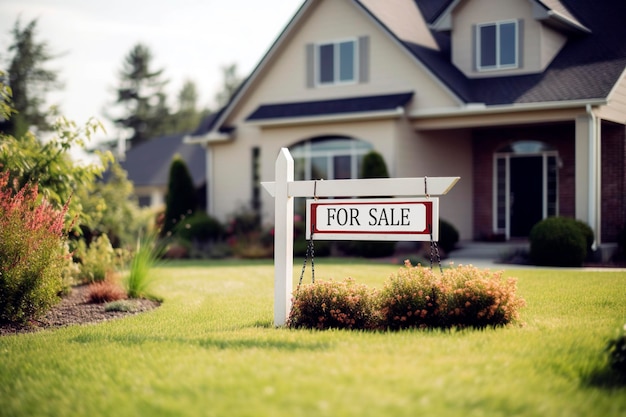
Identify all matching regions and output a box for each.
[318,40,357,85]
[476,20,519,71]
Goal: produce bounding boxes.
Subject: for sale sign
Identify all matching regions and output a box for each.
[306,198,438,241]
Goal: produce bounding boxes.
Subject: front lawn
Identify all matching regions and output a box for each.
[0,260,624,417]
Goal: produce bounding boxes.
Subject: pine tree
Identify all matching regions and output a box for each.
[0,18,62,138]
[110,43,170,148]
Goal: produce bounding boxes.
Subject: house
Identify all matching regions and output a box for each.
[186,0,626,256]
[120,132,206,208]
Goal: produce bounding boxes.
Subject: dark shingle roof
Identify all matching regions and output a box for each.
[404,0,626,105]
[120,133,206,188]
[246,92,414,121]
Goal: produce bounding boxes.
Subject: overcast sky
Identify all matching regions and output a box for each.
[0,0,303,143]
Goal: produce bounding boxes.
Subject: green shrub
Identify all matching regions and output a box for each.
[175,211,224,243]
[535,218,586,265]
[606,324,626,375]
[75,234,116,283]
[438,219,459,253]
[529,217,587,267]
[0,172,68,324]
[104,299,138,313]
[377,262,525,330]
[287,278,378,330]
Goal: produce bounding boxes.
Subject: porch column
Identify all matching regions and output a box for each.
[574,109,601,246]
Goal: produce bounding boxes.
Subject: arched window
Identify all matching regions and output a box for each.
[289,136,373,181]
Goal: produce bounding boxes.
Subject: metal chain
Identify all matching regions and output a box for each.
[297,226,316,289]
[429,223,443,273]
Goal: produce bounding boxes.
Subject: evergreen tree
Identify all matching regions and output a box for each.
[0,18,62,138]
[110,43,170,148]
[173,79,204,133]
[162,154,197,237]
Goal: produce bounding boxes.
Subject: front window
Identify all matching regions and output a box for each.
[290,136,372,181]
[318,40,357,85]
[477,21,518,71]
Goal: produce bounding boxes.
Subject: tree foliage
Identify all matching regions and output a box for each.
[110,43,170,147]
[0,18,62,138]
[214,63,243,108]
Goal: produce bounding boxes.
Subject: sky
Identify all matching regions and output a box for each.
[0,0,304,145]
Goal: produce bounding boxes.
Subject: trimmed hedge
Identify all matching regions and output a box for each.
[529,217,590,267]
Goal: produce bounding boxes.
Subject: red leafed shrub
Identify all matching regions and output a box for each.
[87,280,127,304]
[0,171,71,324]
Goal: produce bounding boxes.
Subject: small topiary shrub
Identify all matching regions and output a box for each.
[162,155,198,237]
[438,219,459,253]
[0,172,69,324]
[529,217,588,267]
[287,278,377,330]
[377,262,525,330]
[606,324,626,375]
[87,280,127,303]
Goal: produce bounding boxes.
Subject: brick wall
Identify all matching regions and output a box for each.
[601,121,626,243]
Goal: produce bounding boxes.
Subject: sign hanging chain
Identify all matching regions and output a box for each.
[424,176,443,273]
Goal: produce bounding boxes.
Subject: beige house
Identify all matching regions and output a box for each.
[187,0,626,254]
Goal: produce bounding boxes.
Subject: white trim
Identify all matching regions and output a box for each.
[183,131,233,144]
[246,106,405,128]
[476,20,519,72]
[410,98,607,118]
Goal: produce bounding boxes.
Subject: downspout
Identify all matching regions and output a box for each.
[586,104,598,249]
[205,145,214,217]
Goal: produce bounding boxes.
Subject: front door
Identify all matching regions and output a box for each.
[510,156,543,237]
[494,141,559,239]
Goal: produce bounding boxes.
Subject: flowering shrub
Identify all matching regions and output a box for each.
[606,324,626,375]
[378,262,526,330]
[377,263,445,330]
[287,278,378,330]
[441,265,526,328]
[0,171,70,324]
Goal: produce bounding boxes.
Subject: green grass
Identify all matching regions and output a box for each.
[1,260,625,417]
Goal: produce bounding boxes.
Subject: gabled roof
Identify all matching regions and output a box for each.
[411,0,626,105]
[247,92,414,121]
[120,133,206,188]
[194,0,626,138]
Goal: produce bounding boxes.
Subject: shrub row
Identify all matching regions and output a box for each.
[288,262,526,331]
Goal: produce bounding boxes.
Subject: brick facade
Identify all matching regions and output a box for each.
[472,123,576,239]
[601,121,626,242]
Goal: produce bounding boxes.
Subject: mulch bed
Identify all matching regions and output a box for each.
[0,285,160,337]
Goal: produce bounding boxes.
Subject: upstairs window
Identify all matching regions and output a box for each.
[476,21,519,71]
[318,40,356,85]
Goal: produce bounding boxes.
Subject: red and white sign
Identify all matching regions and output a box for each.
[306,198,438,241]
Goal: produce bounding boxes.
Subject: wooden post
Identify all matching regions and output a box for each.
[273,148,294,327]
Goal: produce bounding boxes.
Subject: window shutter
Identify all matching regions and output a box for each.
[358,36,369,83]
[517,19,524,68]
[472,25,477,71]
[306,43,315,88]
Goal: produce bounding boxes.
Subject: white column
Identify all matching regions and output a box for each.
[273,149,294,327]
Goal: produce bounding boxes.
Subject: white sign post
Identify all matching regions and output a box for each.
[262,148,459,327]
